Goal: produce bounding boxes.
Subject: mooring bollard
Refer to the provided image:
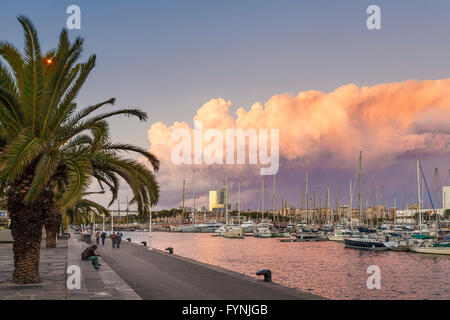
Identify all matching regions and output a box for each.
[256,269,272,282]
[126,238,131,242]
[141,241,147,247]
[165,247,173,254]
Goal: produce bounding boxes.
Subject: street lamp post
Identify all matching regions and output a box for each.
[148,206,153,251]
[111,208,114,235]
[92,210,95,234]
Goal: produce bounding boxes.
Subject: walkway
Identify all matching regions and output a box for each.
[96,238,324,300]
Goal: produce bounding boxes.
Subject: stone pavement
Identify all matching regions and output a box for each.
[0,240,67,300]
[97,239,325,300]
[1,231,324,300]
[67,233,141,300]
[0,232,141,300]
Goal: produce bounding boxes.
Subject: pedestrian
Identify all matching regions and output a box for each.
[111,232,116,248]
[115,232,122,248]
[101,231,106,246]
[81,244,101,269]
[95,232,100,245]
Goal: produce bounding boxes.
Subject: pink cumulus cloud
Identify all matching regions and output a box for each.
[147,78,450,210]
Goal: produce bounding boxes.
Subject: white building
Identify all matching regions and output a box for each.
[443,186,450,211]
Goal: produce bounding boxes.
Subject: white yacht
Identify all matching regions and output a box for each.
[168,225,182,232]
[222,225,244,238]
[328,229,357,242]
[241,220,257,233]
[179,224,197,232]
[254,226,272,238]
[215,224,243,238]
[253,221,273,238]
[410,241,450,255]
[194,221,222,233]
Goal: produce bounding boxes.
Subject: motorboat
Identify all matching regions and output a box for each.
[179,224,197,232]
[294,232,328,242]
[410,240,450,255]
[222,225,244,238]
[344,237,391,251]
[241,220,257,234]
[328,229,355,242]
[168,225,182,232]
[194,221,223,233]
[253,220,273,238]
[254,226,272,238]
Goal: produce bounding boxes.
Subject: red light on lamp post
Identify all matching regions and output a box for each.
[46,58,53,65]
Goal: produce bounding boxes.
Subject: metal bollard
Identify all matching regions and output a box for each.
[256,269,272,282]
[141,241,147,247]
[126,238,131,242]
[165,247,173,254]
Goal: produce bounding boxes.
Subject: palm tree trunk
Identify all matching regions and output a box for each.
[44,209,61,248]
[9,202,44,284]
[7,177,50,284]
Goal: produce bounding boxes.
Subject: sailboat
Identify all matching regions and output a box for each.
[254,176,273,238]
[216,176,244,238]
[343,152,392,250]
[179,169,199,232]
[409,158,450,255]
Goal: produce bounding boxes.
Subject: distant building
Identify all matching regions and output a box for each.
[0,209,9,229]
[443,186,450,210]
[209,187,229,212]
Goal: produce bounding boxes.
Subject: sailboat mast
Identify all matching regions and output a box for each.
[393,197,397,225]
[225,175,228,224]
[238,183,240,226]
[261,176,264,221]
[273,175,276,224]
[417,157,422,231]
[358,151,363,226]
[182,179,185,223]
[349,179,353,227]
[327,187,330,224]
[306,171,309,224]
[192,168,196,224]
[434,168,439,236]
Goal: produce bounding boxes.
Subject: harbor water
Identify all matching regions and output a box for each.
[120,231,450,300]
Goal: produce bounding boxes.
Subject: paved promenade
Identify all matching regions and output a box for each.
[0,230,324,300]
[68,234,141,300]
[0,240,67,300]
[96,239,324,300]
[0,232,140,300]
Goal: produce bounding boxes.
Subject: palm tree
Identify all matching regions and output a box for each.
[0,16,159,283]
[66,198,110,228]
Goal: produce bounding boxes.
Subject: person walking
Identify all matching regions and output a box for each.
[101,231,106,246]
[111,232,116,248]
[95,232,100,246]
[115,232,122,248]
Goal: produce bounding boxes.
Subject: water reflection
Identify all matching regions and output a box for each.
[122,232,450,300]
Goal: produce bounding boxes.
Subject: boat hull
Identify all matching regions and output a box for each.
[410,246,450,255]
[222,229,244,238]
[344,238,390,251]
[328,235,346,242]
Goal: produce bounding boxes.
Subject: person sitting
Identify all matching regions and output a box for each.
[82,244,101,269]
